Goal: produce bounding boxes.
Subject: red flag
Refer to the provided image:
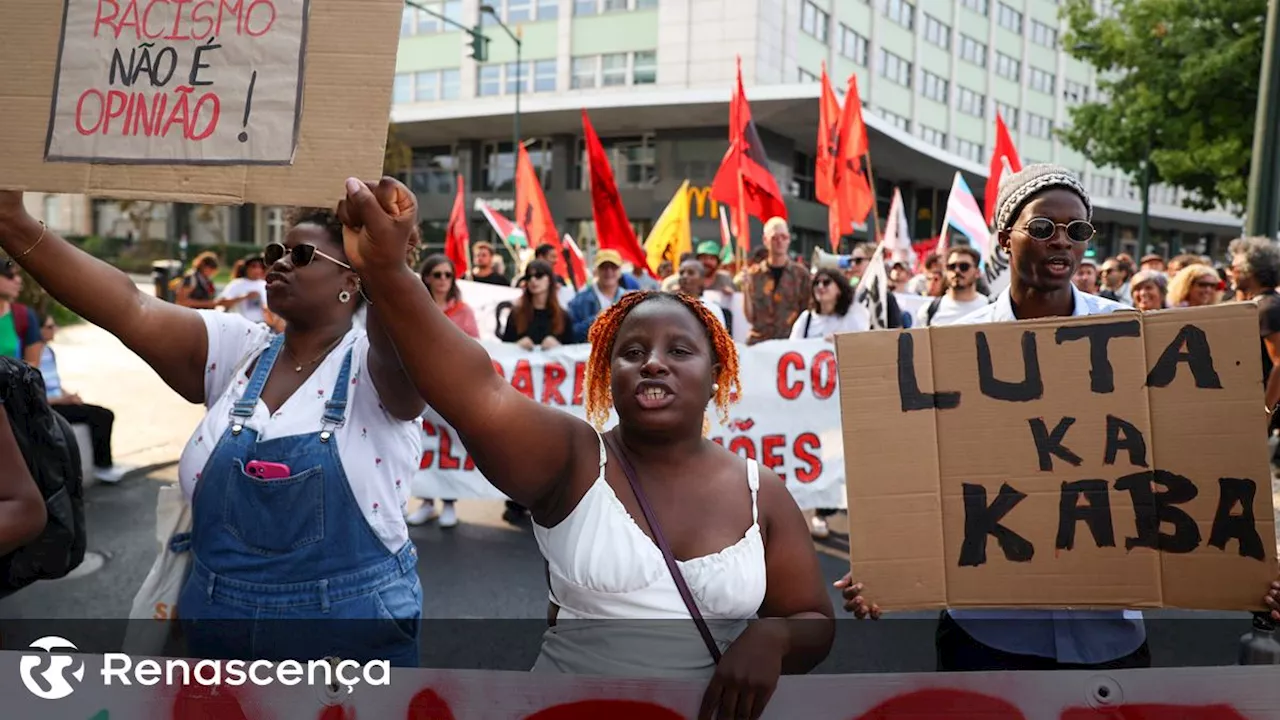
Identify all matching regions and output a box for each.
[984,113,1023,225]
[711,58,789,232]
[831,74,874,245]
[816,63,842,206]
[582,110,654,277]
[515,144,567,278]
[444,174,469,277]
[560,232,589,289]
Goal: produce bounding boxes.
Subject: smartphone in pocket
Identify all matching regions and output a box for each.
[245,460,292,480]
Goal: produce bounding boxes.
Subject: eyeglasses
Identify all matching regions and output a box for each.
[430,271,453,280]
[527,271,548,280]
[264,242,351,270]
[946,262,973,272]
[1013,217,1095,243]
[813,277,833,288]
[851,257,868,265]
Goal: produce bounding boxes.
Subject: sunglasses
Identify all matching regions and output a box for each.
[946,262,973,272]
[430,271,453,280]
[1194,280,1223,290]
[526,271,548,280]
[813,277,833,288]
[264,242,351,270]
[1013,217,1095,243]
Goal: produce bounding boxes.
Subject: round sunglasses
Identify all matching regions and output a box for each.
[1013,217,1095,243]
[264,242,351,270]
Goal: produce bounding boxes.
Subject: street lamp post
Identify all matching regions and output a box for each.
[1247,0,1280,239]
[480,5,524,172]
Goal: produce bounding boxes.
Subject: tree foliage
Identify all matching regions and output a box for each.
[1060,0,1265,211]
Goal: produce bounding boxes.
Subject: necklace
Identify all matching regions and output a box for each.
[282,335,344,372]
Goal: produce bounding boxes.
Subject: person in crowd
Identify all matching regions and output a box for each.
[1167,253,1205,276]
[338,176,835,713]
[1227,237,1280,420]
[695,241,738,295]
[656,259,674,283]
[1167,263,1222,308]
[887,261,913,293]
[38,315,135,484]
[845,241,907,328]
[1129,270,1168,311]
[0,257,42,364]
[915,246,990,327]
[503,259,574,348]
[568,249,629,343]
[0,191,426,666]
[629,260,661,292]
[905,253,940,296]
[176,252,234,310]
[219,255,283,332]
[661,252,693,292]
[1098,255,1134,305]
[743,218,810,345]
[0,403,45,557]
[1072,257,1100,295]
[1139,253,1166,273]
[407,254,481,530]
[675,258,728,327]
[467,241,509,286]
[840,164,1155,671]
[532,243,568,288]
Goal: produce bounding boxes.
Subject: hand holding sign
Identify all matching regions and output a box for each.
[337,176,417,275]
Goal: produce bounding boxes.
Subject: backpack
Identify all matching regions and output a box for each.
[0,356,86,598]
[924,297,944,327]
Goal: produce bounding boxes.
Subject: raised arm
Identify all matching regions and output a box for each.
[0,193,210,404]
[338,178,594,515]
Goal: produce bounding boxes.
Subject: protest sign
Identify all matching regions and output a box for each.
[0,0,402,205]
[414,338,848,510]
[837,303,1277,610]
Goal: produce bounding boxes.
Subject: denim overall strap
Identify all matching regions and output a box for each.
[230,333,286,431]
[319,348,354,443]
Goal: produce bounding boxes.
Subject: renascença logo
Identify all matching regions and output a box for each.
[19,636,85,700]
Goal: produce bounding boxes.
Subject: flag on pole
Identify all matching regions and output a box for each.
[881,187,915,268]
[712,57,789,243]
[475,199,525,264]
[444,174,470,277]
[560,232,588,289]
[642,180,693,271]
[828,73,874,248]
[984,113,1023,226]
[937,172,990,261]
[856,242,891,330]
[582,109,654,277]
[515,144,563,277]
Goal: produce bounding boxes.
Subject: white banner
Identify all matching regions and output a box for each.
[414,338,847,510]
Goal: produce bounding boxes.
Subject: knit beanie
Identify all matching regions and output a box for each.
[993,163,1092,232]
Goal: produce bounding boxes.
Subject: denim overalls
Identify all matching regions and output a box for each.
[177,334,422,667]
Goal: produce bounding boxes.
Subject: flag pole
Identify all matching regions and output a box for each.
[862,153,882,243]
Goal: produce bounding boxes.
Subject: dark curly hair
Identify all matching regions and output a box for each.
[808,269,853,317]
[283,207,365,307]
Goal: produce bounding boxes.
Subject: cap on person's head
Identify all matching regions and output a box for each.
[1080,257,1098,268]
[594,249,623,269]
[696,240,721,257]
[1141,253,1164,265]
[994,163,1091,233]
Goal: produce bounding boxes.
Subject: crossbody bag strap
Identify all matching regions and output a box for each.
[604,433,722,664]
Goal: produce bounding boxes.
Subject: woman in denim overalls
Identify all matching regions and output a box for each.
[0,198,427,667]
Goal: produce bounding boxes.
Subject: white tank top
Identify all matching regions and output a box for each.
[530,432,767,678]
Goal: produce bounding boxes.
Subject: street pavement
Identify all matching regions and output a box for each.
[0,286,1269,671]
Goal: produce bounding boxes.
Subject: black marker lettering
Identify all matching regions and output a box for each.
[189,36,221,86]
[1104,415,1149,467]
[1056,479,1116,550]
[1146,325,1223,389]
[1115,470,1201,553]
[1028,417,1083,471]
[1055,320,1141,394]
[897,333,960,412]
[1208,478,1266,561]
[977,331,1043,402]
[959,482,1033,566]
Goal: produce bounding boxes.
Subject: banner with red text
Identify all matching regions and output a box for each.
[413,338,847,510]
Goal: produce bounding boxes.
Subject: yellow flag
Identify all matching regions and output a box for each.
[643,180,693,272]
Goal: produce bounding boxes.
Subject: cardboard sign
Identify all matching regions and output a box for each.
[0,0,401,205]
[837,304,1277,610]
[45,0,308,164]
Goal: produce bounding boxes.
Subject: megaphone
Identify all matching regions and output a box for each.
[812,247,858,271]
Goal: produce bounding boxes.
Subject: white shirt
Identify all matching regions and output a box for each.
[915,294,990,327]
[178,312,422,552]
[789,306,870,339]
[698,296,727,327]
[219,277,269,324]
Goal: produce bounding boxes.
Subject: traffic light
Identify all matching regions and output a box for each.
[467,26,489,62]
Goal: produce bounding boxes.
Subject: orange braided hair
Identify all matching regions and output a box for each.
[584,291,741,430]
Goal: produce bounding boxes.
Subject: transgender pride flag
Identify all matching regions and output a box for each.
[937,172,991,262]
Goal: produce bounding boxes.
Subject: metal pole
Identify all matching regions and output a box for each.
[1247,0,1280,238]
[1139,145,1151,251]
[514,32,521,163]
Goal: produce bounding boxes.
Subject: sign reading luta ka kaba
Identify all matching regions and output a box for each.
[837,303,1277,610]
[0,0,403,205]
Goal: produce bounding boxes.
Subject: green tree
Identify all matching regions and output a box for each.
[1059,0,1266,211]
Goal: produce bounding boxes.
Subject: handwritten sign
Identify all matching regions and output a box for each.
[837,304,1277,610]
[45,0,307,164]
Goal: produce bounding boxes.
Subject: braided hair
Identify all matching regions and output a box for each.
[583,291,740,431]
[993,164,1091,233]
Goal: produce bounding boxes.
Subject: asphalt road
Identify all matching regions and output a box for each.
[0,472,1259,673]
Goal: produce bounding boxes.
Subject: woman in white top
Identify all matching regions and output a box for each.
[339,177,834,719]
[0,196,426,667]
[218,255,284,332]
[790,269,869,340]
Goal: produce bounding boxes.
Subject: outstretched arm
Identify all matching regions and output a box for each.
[0,194,210,404]
[338,178,594,516]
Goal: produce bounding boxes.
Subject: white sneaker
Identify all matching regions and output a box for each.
[94,465,133,484]
[810,515,830,539]
[405,503,439,526]
[439,501,458,528]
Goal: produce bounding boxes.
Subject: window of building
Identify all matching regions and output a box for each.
[576,134,656,189]
[877,106,911,132]
[393,73,412,103]
[959,34,986,67]
[923,14,950,50]
[603,0,628,10]
[955,138,985,163]
[1026,112,1054,138]
[1030,19,1057,47]
[957,86,985,118]
[534,59,556,92]
[918,125,947,150]
[879,49,912,88]
[920,69,948,103]
[409,147,462,195]
[1063,79,1089,104]
[262,207,287,246]
[839,25,869,65]
[571,56,596,89]
[442,69,460,100]
[601,53,627,86]
[633,50,657,84]
[792,151,816,201]
[507,0,532,22]
[1029,66,1055,95]
[400,7,414,37]
[478,65,501,96]
[537,0,559,19]
[801,1,829,42]
[960,0,988,15]
[574,0,597,15]
[636,0,658,7]
[995,101,1019,129]
[1090,174,1115,197]
[885,0,914,30]
[798,67,818,82]
[415,71,439,102]
[506,61,529,94]
[997,2,1022,32]
[995,51,1020,81]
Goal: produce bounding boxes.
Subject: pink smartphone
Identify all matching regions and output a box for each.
[245,460,292,480]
